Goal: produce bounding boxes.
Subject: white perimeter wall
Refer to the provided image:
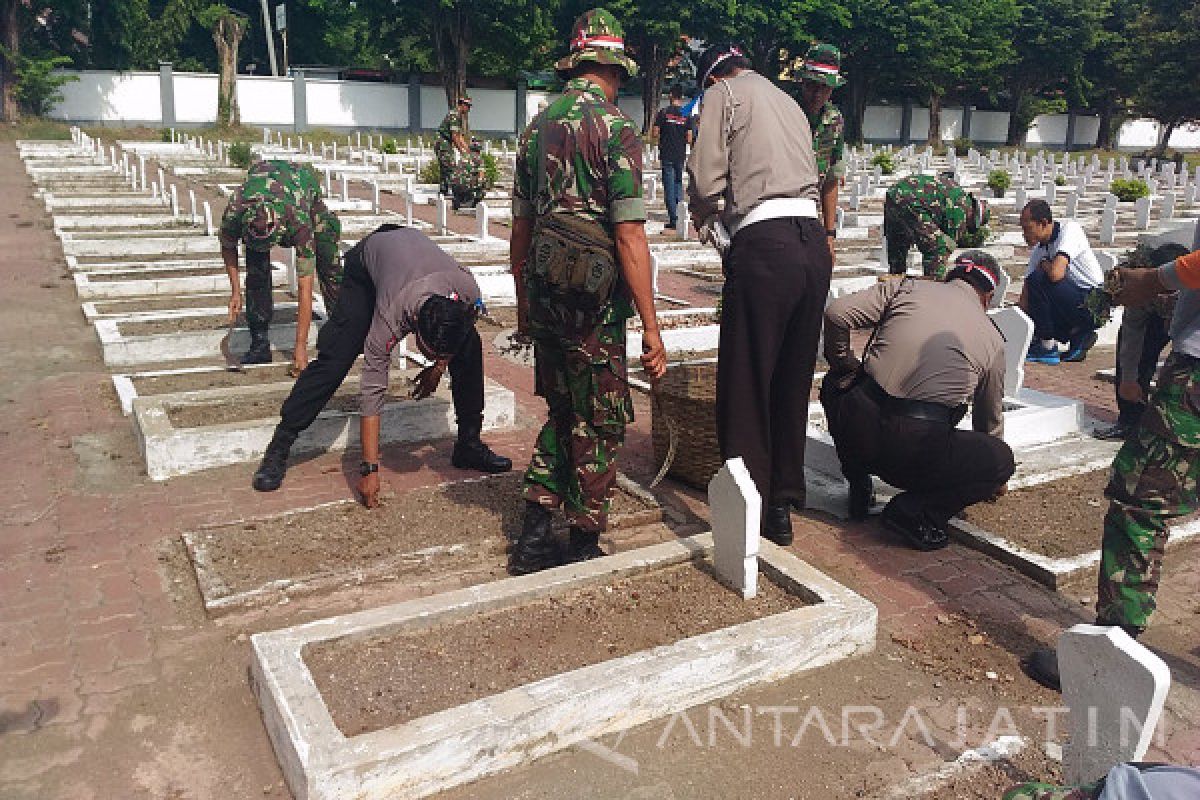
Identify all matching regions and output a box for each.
[47,70,1200,150]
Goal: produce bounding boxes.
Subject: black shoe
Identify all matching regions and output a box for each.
[566,527,607,563]
[1062,330,1099,363]
[241,332,272,365]
[664,221,677,230]
[881,503,949,551]
[451,438,512,473]
[1094,422,1133,441]
[762,503,794,546]
[848,475,874,521]
[508,502,562,574]
[251,429,295,492]
[1025,647,1061,691]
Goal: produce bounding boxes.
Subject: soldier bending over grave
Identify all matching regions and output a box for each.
[250,224,512,500]
[220,159,341,376]
[883,173,989,278]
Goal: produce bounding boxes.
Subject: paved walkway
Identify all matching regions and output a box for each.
[1,141,1196,799]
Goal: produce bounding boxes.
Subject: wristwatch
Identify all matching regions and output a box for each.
[825,229,838,239]
[359,461,379,476]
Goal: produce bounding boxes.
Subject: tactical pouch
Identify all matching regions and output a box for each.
[527,212,619,313]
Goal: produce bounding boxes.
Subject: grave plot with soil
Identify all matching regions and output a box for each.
[184,471,661,612]
[128,362,355,396]
[91,291,292,315]
[85,266,223,281]
[118,307,299,337]
[956,468,1200,588]
[307,559,808,736]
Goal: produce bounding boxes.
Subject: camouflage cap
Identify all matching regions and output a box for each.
[242,199,281,252]
[554,8,639,80]
[801,42,845,88]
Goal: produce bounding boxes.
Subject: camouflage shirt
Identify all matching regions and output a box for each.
[436,110,467,150]
[807,101,846,188]
[512,77,646,228]
[887,174,973,239]
[218,160,340,279]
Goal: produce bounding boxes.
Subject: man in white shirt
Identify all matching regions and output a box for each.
[1018,198,1105,364]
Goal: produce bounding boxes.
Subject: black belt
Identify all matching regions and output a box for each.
[1172,351,1200,367]
[859,376,967,426]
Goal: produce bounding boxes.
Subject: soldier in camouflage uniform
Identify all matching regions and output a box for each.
[797,43,847,264]
[435,96,472,196]
[508,7,666,575]
[883,174,988,278]
[1027,240,1200,691]
[219,159,341,373]
[448,140,488,210]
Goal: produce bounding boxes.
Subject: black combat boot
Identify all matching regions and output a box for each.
[762,503,794,546]
[508,501,562,575]
[565,527,607,563]
[252,428,296,491]
[451,420,512,473]
[241,329,272,365]
[847,474,875,521]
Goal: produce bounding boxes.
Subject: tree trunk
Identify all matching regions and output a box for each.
[843,76,869,145]
[1095,97,1116,150]
[432,3,469,110]
[1005,84,1026,147]
[0,0,18,123]
[927,92,943,147]
[212,15,246,128]
[1153,119,1178,158]
[639,40,665,135]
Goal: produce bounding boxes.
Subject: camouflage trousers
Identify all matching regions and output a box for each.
[883,196,953,277]
[1097,352,1200,631]
[1002,782,1099,800]
[244,249,342,334]
[523,317,633,534]
[434,141,455,194]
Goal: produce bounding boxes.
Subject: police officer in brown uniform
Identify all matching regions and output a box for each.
[821,252,1016,549]
[686,42,831,546]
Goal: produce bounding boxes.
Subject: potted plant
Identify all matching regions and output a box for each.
[986,170,1012,198]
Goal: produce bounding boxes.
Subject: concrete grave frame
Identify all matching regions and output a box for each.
[183,473,661,616]
[251,533,877,800]
[132,377,515,480]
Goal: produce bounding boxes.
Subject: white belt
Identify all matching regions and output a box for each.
[728,197,818,236]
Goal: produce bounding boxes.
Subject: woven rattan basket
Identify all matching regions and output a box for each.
[651,363,721,489]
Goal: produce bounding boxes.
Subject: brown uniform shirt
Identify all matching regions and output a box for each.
[686,69,820,230]
[823,279,1006,438]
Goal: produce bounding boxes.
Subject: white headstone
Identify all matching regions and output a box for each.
[1045,180,1056,205]
[323,169,332,198]
[371,181,381,215]
[404,192,414,227]
[189,189,197,225]
[202,200,213,236]
[1135,196,1152,230]
[1066,191,1079,219]
[677,202,690,241]
[169,184,179,218]
[1161,192,1176,221]
[988,306,1033,397]
[708,457,760,599]
[1104,193,1118,211]
[476,202,490,239]
[1059,625,1170,785]
[1187,184,1199,207]
[1014,186,1027,210]
[340,174,349,202]
[1101,208,1117,246]
[436,194,449,235]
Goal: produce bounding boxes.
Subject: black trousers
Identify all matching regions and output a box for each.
[822,379,1015,526]
[717,217,832,506]
[276,249,485,439]
[1114,316,1170,427]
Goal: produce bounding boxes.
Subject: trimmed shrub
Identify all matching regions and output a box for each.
[870,151,896,175]
[986,170,1012,197]
[227,141,253,168]
[1109,178,1150,203]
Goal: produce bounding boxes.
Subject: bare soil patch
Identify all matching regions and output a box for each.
[165,371,408,427]
[119,308,298,337]
[960,471,1108,558]
[631,311,719,331]
[478,306,518,329]
[912,746,1063,799]
[305,559,809,736]
[132,363,307,395]
[94,291,290,315]
[186,472,658,602]
[96,267,223,281]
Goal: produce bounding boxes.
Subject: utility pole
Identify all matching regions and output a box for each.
[259,0,279,76]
